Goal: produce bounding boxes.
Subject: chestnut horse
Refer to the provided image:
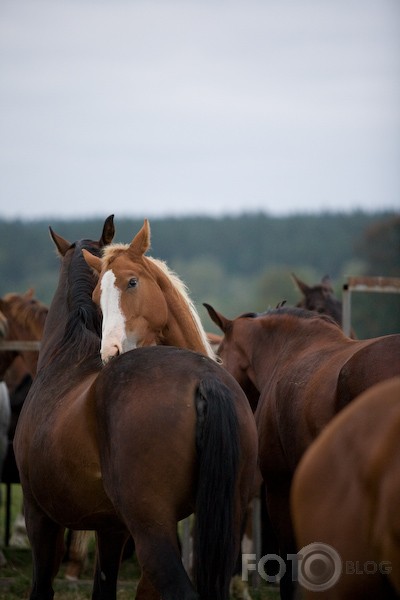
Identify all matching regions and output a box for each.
[0,309,7,339]
[0,289,47,379]
[82,219,215,363]
[292,376,400,599]
[14,217,258,600]
[204,303,400,599]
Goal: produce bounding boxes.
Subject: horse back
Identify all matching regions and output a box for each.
[256,343,358,476]
[336,334,400,411]
[92,346,257,523]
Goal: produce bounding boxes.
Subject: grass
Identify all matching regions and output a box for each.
[0,484,279,599]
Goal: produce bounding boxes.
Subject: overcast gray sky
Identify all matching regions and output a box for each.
[1,0,399,220]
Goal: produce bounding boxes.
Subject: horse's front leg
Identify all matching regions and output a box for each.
[23,496,65,600]
[92,528,130,600]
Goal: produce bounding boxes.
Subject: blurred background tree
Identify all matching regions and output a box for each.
[0,211,398,339]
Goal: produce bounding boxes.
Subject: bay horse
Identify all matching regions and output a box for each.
[14,217,258,600]
[0,290,90,576]
[82,219,215,363]
[82,219,257,596]
[292,376,400,599]
[204,303,400,599]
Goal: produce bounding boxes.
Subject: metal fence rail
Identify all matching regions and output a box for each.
[342,276,400,336]
[0,341,41,352]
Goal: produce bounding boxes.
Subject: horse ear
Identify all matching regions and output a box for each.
[321,275,333,292]
[49,227,72,257]
[24,288,35,300]
[291,273,310,295]
[203,303,232,334]
[82,249,102,274]
[100,214,115,247]
[128,219,151,258]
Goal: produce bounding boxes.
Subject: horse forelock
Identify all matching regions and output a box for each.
[101,243,130,268]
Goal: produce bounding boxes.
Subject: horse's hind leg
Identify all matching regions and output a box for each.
[92,528,130,600]
[134,529,198,600]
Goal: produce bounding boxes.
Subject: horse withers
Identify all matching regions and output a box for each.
[292,376,400,599]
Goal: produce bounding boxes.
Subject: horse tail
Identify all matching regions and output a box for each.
[193,376,240,600]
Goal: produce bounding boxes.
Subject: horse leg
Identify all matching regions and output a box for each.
[133,527,198,600]
[266,481,298,600]
[136,572,160,600]
[92,528,130,600]
[230,500,254,600]
[65,530,92,580]
[23,498,65,600]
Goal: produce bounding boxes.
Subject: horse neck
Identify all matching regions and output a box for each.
[325,297,343,326]
[158,278,213,357]
[37,249,100,372]
[250,315,344,388]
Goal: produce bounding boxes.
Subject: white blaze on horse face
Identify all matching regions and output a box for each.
[99,270,138,362]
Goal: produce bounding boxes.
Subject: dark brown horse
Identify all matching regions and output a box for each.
[204,303,400,599]
[14,217,258,600]
[83,219,257,596]
[0,290,90,575]
[291,273,359,337]
[292,274,341,322]
[292,376,400,599]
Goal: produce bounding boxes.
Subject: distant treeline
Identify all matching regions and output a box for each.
[0,211,399,338]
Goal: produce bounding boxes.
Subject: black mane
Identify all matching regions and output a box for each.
[61,239,102,362]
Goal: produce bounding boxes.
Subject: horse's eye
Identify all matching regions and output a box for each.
[128,278,138,289]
